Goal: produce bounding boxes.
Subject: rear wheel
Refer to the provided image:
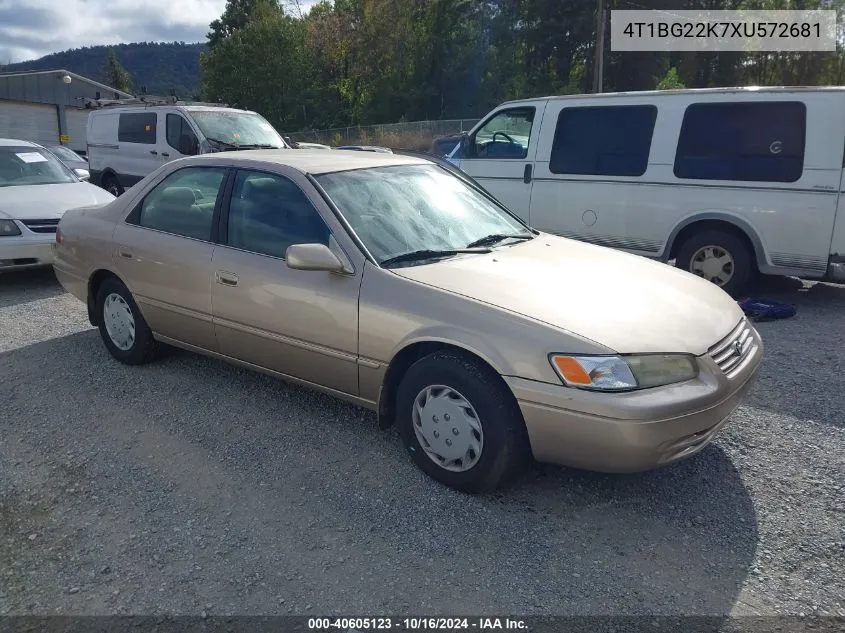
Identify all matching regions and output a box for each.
[102,174,124,197]
[95,277,157,365]
[675,229,756,297]
[396,350,530,493]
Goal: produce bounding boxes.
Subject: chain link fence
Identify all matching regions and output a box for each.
[283,118,480,151]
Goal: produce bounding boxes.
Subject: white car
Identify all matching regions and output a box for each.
[0,138,115,272]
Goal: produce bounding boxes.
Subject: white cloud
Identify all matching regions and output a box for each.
[0,0,225,63]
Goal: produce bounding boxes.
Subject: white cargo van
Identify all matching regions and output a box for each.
[449,86,845,295]
[86,100,289,196]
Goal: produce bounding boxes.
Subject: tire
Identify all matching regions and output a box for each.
[675,229,756,297]
[95,277,157,365]
[102,174,124,197]
[396,350,530,493]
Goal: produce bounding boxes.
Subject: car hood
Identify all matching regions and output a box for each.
[0,182,114,220]
[391,234,745,355]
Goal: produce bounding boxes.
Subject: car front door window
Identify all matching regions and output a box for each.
[226,170,331,258]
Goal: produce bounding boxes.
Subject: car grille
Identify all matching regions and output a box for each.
[21,219,60,233]
[708,317,759,378]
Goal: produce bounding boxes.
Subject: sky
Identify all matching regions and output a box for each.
[0,0,317,64]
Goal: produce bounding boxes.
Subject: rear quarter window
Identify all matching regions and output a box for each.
[674,101,806,183]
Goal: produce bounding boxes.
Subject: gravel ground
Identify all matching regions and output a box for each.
[0,268,843,617]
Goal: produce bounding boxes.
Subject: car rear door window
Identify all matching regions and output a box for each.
[118,112,157,144]
[550,105,657,177]
[674,101,806,183]
[136,167,226,241]
[226,170,330,259]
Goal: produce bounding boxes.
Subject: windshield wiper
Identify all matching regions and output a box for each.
[205,137,239,150]
[235,143,282,149]
[465,233,534,248]
[380,247,491,268]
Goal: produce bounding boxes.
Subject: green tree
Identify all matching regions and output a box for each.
[102,49,133,93]
[207,0,281,49]
[656,66,685,90]
[201,0,308,129]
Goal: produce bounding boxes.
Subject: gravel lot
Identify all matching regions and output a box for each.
[0,268,843,617]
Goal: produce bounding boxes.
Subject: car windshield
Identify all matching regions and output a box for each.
[0,146,77,187]
[189,111,286,148]
[316,164,532,264]
[49,146,83,162]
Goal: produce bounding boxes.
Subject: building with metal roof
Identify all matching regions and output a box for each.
[0,69,133,153]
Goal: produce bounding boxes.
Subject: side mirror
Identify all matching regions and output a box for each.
[456,132,470,158]
[179,134,198,156]
[286,243,345,272]
[74,168,90,181]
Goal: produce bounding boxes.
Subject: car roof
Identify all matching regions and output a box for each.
[187,149,429,175]
[0,138,40,147]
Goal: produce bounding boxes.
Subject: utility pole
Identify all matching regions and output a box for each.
[592,0,606,93]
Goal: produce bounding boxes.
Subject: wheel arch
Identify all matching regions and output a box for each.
[99,167,119,186]
[664,212,767,269]
[376,338,513,431]
[86,268,131,327]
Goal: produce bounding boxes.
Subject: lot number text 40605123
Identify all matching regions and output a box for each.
[307,617,528,631]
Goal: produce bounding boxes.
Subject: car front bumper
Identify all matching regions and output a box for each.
[0,235,56,271]
[505,320,763,473]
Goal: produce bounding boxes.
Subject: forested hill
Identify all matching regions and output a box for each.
[1,42,205,98]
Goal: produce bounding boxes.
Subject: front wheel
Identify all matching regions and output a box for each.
[396,350,530,493]
[675,229,756,297]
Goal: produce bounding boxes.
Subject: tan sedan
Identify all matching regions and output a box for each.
[53,150,763,492]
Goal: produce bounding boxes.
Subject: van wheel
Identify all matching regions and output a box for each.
[102,174,123,197]
[676,229,756,296]
[395,350,530,493]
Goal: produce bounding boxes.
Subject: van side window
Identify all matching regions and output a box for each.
[118,113,157,145]
[136,167,226,241]
[549,105,657,177]
[674,101,806,183]
[469,108,535,159]
[166,114,198,155]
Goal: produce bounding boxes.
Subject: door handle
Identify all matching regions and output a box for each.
[523,164,533,184]
[161,152,170,157]
[119,251,133,259]
[215,271,238,286]
[150,150,158,155]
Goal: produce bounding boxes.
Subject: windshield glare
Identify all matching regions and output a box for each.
[316,165,530,264]
[0,147,77,187]
[49,146,83,162]
[190,111,285,148]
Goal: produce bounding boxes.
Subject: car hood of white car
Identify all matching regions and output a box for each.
[0,182,114,220]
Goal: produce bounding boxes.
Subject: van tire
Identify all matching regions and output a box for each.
[102,174,124,197]
[676,230,755,297]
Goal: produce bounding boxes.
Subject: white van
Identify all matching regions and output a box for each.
[86,103,289,196]
[449,87,845,295]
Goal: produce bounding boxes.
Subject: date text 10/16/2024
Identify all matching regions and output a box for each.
[308,618,528,631]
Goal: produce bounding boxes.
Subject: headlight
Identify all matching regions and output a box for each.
[550,353,698,391]
[0,219,21,236]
